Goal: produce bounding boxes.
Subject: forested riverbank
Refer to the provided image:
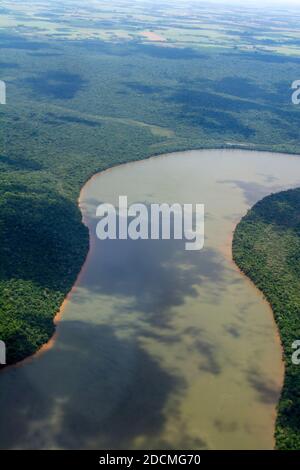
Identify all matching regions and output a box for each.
[2,33,300,365]
[1,1,300,448]
[233,188,300,449]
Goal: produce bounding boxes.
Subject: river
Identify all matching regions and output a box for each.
[1,149,300,449]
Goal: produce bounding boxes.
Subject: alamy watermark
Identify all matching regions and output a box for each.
[0,80,6,105]
[291,80,300,105]
[95,196,205,251]
[292,340,300,365]
[289,88,300,382]
[0,341,6,365]
[0,82,6,364]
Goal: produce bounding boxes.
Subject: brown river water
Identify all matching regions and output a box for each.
[1,149,300,449]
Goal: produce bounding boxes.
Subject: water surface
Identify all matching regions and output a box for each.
[1,149,300,449]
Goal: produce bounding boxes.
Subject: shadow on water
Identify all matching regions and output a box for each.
[0,217,225,448]
[217,179,282,206]
[0,321,186,449]
[80,228,226,328]
[246,368,281,405]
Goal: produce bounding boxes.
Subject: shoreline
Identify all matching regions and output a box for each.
[222,226,285,449]
[0,148,290,448]
[0,191,91,371]
[0,147,287,371]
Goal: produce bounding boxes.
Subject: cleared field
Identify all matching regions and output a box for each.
[1,0,300,55]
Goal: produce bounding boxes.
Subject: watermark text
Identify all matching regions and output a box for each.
[0,340,6,365]
[292,340,300,365]
[291,80,300,105]
[95,196,205,251]
[0,80,6,105]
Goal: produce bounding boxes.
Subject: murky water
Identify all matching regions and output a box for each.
[1,149,300,450]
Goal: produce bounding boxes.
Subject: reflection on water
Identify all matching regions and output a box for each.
[1,149,300,449]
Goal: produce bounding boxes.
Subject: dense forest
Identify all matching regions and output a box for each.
[1,0,300,448]
[233,189,300,450]
[2,32,300,365]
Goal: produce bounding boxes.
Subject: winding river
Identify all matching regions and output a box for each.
[1,149,300,450]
